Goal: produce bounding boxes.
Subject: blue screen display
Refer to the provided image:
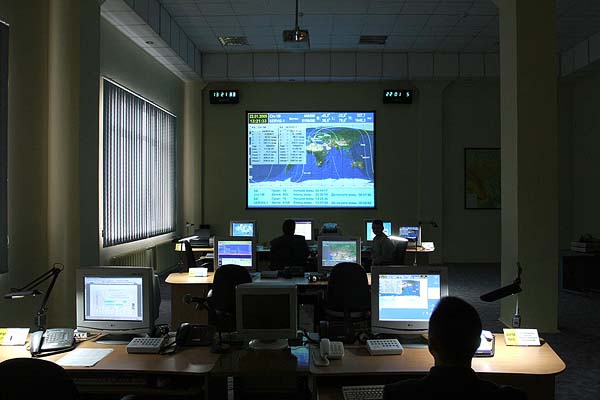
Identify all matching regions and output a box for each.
[216,240,253,268]
[378,274,441,321]
[231,222,255,237]
[247,112,375,209]
[365,221,392,241]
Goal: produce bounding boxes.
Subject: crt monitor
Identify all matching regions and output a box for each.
[371,266,448,342]
[398,226,420,245]
[214,236,256,271]
[317,236,361,272]
[229,220,256,238]
[365,220,392,242]
[293,219,313,241]
[75,266,160,343]
[236,282,298,350]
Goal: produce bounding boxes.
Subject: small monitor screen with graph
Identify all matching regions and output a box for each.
[317,236,361,272]
[214,237,256,270]
[229,220,256,238]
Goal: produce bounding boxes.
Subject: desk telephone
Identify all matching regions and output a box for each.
[312,338,344,366]
[29,328,76,356]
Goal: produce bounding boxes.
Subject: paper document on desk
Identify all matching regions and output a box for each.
[57,348,113,367]
[475,330,494,357]
[0,328,30,345]
[421,242,435,251]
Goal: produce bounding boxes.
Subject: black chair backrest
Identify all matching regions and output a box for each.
[210,264,252,314]
[184,240,197,268]
[326,262,370,312]
[0,357,79,399]
[392,239,408,265]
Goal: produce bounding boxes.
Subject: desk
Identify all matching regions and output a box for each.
[0,338,220,399]
[1,334,565,400]
[312,335,565,400]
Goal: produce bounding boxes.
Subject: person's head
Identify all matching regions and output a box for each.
[372,219,384,235]
[428,296,482,367]
[282,219,296,235]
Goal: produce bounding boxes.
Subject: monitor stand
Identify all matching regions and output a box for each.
[396,334,429,349]
[248,338,288,351]
[95,333,140,345]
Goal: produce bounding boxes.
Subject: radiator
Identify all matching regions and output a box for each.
[110,247,156,269]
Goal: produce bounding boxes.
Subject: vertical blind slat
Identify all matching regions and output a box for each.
[102,79,176,247]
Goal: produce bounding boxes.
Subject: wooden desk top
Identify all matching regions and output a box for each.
[0,338,220,375]
[310,335,565,377]
[166,272,371,286]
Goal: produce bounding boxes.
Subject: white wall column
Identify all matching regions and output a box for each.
[494,0,559,331]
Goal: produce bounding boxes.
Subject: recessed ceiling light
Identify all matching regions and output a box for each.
[359,36,387,45]
[218,36,249,46]
[145,40,154,45]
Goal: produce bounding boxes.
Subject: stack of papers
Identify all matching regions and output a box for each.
[475,330,494,357]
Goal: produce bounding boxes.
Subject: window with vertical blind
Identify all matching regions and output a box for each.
[102,78,176,247]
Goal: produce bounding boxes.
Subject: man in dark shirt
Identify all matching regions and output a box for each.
[384,296,527,400]
[371,219,395,266]
[269,219,310,270]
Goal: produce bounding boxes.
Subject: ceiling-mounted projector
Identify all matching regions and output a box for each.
[282,0,309,49]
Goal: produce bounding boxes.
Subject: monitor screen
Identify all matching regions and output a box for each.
[76,266,158,340]
[317,237,361,271]
[247,111,375,209]
[365,220,392,242]
[371,266,448,335]
[294,219,313,241]
[398,226,419,243]
[214,237,256,270]
[236,283,298,349]
[230,220,256,237]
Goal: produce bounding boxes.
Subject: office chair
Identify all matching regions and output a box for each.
[187,264,252,353]
[322,262,371,344]
[0,357,79,399]
[391,238,408,265]
[184,240,197,268]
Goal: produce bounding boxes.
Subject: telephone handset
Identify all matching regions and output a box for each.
[29,328,76,356]
[313,338,344,366]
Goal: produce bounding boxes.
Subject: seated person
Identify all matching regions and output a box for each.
[371,219,396,266]
[384,296,527,400]
[269,219,310,270]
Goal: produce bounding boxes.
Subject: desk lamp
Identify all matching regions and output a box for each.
[3,263,63,331]
[480,262,523,328]
[413,220,438,266]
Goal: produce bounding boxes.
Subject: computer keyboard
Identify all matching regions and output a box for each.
[342,385,385,400]
[260,270,279,279]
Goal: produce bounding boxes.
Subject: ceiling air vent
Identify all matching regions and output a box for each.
[218,36,249,46]
[359,35,387,45]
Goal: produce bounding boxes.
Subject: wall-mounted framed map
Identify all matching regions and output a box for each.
[464,148,501,210]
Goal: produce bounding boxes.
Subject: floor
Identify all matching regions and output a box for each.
[157,263,600,400]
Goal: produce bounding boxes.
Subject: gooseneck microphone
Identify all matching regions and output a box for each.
[480,262,523,302]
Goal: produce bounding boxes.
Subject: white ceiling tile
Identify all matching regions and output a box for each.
[385,35,416,50]
[243,26,273,35]
[332,25,364,35]
[238,15,272,27]
[435,2,471,15]
[231,1,271,14]
[163,3,201,17]
[468,2,498,15]
[205,16,240,26]
[196,2,234,15]
[210,26,245,36]
[367,1,407,14]
[365,15,397,25]
[402,2,439,14]
[102,0,133,12]
[394,15,429,33]
[333,15,368,25]
[411,36,444,51]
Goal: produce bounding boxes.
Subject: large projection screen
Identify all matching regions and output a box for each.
[247,112,375,209]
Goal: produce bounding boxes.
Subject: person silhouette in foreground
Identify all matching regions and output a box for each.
[384,296,527,400]
[269,219,310,271]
